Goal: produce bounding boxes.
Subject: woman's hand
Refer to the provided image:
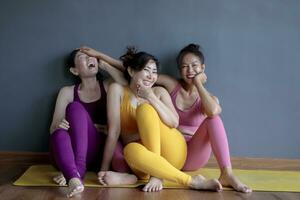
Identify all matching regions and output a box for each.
[80,46,101,58]
[136,83,155,101]
[193,72,207,85]
[94,124,108,134]
[57,119,70,131]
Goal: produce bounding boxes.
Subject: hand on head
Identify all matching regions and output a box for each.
[79,46,100,58]
[192,72,207,85]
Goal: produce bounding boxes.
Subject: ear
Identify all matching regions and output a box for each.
[201,64,205,72]
[127,67,135,77]
[69,67,79,76]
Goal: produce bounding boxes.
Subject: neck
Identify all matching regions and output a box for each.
[80,77,98,90]
[181,80,196,94]
[129,80,139,97]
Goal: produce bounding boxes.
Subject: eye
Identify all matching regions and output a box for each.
[181,65,188,68]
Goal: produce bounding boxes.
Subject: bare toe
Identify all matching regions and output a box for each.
[190,175,222,191]
[219,172,252,193]
[67,178,84,198]
[102,171,137,185]
[53,173,66,186]
[142,177,163,192]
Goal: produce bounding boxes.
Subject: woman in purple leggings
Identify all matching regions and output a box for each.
[49,49,126,197]
[81,44,251,193]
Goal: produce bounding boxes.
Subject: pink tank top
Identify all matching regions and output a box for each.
[170,84,206,134]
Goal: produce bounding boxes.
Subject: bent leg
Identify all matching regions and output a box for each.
[112,141,131,173]
[66,102,103,178]
[124,142,191,185]
[136,103,187,169]
[50,129,80,181]
[183,116,231,171]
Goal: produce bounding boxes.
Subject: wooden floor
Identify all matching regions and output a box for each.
[1,152,300,200]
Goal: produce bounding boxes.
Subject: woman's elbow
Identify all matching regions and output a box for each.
[171,116,179,128]
[206,106,222,117]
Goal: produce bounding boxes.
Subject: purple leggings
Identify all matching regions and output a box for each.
[112,115,231,172]
[50,102,106,181]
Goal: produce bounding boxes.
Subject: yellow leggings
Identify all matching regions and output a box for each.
[124,103,192,186]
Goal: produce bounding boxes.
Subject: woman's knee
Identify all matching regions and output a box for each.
[205,115,223,126]
[124,143,144,164]
[136,103,158,118]
[50,129,69,141]
[66,102,86,115]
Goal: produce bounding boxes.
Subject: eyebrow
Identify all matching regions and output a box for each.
[181,61,201,65]
[145,66,157,71]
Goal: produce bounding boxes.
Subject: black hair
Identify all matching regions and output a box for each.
[119,46,159,82]
[176,43,205,68]
[66,49,80,68]
[65,49,103,82]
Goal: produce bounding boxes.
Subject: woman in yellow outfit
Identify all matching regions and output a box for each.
[83,47,222,192]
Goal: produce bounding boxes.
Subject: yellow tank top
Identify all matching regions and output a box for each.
[120,87,139,135]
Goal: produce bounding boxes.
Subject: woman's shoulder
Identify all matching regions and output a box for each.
[152,86,169,96]
[108,82,125,95]
[57,85,75,100]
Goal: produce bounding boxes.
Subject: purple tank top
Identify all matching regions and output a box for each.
[73,81,107,125]
[170,84,206,134]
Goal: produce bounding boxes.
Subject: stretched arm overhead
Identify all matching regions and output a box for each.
[49,86,73,134]
[100,83,123,171]
[80,46,125,72]
[156,74,179,93]
[100,59,128,89]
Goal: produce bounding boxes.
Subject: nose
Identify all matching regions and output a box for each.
[187,65,194,72]
[147,72,153,79]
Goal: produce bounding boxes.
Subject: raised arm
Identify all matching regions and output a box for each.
[100,83,123,171]
[193,72,222,117]
[100,59,128,88]
[156,74,178,93]
[49,86,73,134]
[80,46,125,72]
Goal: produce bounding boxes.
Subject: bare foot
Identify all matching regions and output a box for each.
[142,177,163,192]
[98,171,137,185]
[190,175,222,191]
[67,177,84,198]
[53,173,66,186]
[219,171,252,193]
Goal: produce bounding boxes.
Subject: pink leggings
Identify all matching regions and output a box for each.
[111,115,231,172]
[182,115,231,171]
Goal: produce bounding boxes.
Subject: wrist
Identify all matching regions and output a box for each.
[146,93,157,104]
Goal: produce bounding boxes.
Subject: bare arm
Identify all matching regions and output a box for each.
[100,60,128,87]
[156,74,179,93]
[193,73,222,117]
[138,86,179,128]
[80,46,125,71]
[100,83,123,171]
[49,86,73,134]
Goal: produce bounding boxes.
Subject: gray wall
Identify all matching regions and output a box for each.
[0,0,299,158]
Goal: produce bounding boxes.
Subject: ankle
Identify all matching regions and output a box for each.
[221,166,233,174]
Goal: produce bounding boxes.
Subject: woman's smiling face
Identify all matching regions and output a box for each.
[131,59,158,88]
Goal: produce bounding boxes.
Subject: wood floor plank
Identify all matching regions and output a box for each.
[1,152,300,200]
